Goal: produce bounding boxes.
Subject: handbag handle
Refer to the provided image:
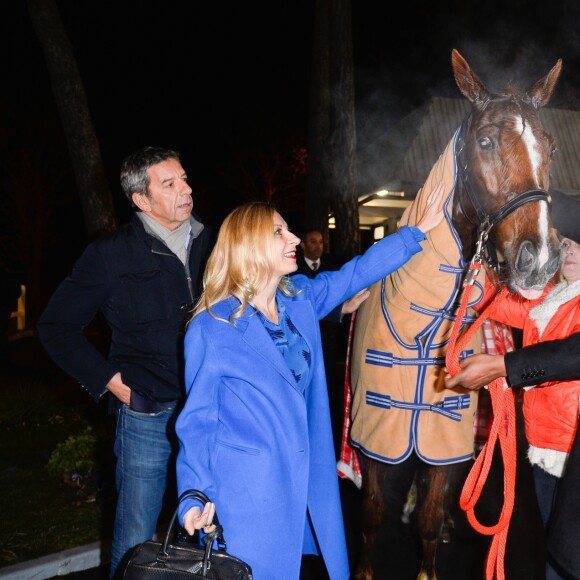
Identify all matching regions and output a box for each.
[158,489,227,575]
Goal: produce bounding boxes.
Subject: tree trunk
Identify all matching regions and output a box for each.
[27,0,117,238]
[307,0,331,236]
[307,0,358,256]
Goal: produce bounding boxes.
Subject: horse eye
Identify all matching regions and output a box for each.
[478,137,492,150]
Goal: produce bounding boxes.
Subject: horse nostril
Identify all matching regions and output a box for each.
[516,241,535,273]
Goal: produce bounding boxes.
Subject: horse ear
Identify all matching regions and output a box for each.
[527,59,563,109]
[451,49,490,108]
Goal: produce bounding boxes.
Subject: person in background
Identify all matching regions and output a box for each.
[176,183,445,579]
[295,229,342,277]
[37,146,213,578]
[293,229,365,454]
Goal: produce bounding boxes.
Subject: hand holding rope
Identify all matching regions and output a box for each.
[446,256,516,580]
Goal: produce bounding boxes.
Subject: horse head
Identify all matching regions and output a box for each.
[451,49,563,299]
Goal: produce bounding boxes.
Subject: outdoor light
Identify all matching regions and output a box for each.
[374,189,405,198]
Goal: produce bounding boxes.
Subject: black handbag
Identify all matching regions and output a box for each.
[123,489,253,579]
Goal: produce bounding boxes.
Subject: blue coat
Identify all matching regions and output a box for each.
[175,226,425,579]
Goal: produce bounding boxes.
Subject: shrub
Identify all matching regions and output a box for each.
[46,426,100,494]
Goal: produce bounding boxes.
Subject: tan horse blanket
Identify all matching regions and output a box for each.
[349,129,485,464]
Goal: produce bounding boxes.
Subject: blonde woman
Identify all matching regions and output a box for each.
[175,189,444,579]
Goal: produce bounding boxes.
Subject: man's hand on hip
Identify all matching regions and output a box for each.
[107,372,132,404]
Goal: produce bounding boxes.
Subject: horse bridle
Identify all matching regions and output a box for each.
[455,118,552,269]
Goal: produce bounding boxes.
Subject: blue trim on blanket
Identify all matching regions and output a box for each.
[450,128,466,267]
[409,303,478,322]
[365,348,474,368]
[439,264,465,274]
[349,129,485,466]
[350,439,475,466]
[365,391,472,421]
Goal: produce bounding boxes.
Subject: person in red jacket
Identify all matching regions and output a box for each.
[446,190,580,579]
[449,236,580,580]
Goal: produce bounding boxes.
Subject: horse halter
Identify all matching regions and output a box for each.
[455,118,552,268]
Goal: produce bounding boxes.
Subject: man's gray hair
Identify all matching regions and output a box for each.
[120,146,181,206]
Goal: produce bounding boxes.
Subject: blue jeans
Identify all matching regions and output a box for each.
[532,464,565,580]
[110,403,178,578]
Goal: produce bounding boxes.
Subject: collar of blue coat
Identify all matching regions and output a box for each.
[210,294,296,331]
[203,294,317,384]
[207,296,308,389]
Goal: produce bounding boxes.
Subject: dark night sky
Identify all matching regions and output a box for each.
[2,0,580,284]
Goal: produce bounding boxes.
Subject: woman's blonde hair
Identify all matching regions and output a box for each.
[191,202,296,323]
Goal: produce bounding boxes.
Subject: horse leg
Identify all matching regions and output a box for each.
[416,461,475,580]
[353,456,417,580]
[352,456,387,580]
[416,463,452,580]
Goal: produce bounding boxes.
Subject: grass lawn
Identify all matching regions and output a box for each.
[0,336,117,569]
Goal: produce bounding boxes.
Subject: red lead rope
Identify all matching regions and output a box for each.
[445,264,517,580]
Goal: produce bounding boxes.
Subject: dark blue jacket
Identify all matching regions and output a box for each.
[37,213,213,403]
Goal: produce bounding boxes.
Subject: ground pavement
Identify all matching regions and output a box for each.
[2,335,547,579]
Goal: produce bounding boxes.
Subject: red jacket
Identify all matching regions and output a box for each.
[486,282,580,453]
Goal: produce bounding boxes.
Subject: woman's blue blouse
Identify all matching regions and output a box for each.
[254,301,311,391]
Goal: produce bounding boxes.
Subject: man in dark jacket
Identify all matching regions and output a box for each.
[546,335,580,579]
[37,146,213,577]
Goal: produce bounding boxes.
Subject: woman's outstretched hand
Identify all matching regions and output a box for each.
[416,181,446,234]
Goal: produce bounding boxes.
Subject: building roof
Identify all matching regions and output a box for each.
[356,96,580,230]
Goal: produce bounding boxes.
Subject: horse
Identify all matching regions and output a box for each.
[348,49,563,580]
